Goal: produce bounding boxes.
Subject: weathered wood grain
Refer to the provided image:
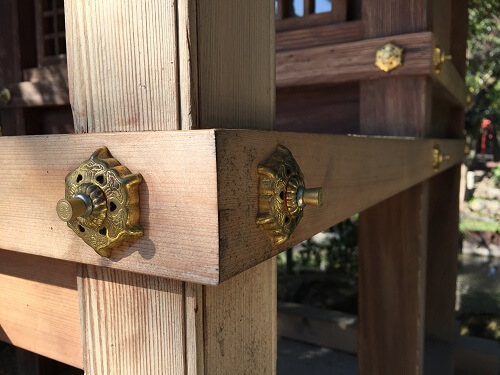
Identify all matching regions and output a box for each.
[0,131,219,284]
[0,0,25,135]
[67,1,278,374]
[194,1,275,131]
[425,0,467,356]
[23,64,68,83]
[0,251,81,368]
[0,79,69,107]
[0,130,464,284]
[361,0,430,37]
[181,2,278,373]
[359,184,429,375]
[433,59,467,107]
[357,1,434,374]
[78,267,185,374]
[65,1,189,373]
[215,130,463,281]
[425,166,460,344]
[449,0,468,77]
[202,258,277,374]
[277,32,434,88]
[276,21,363,51]
[4,30,467,110]
[360,78,432,137]
[65,0,179,133]
[278,302,357,354]
[276,83,360,134]
[0,63,70,109]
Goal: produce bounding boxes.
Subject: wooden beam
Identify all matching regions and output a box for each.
[276,82,360,134]
[277,32,434,88]
[278,302,357,354]
[65,1,188,373]
[276,21,363,51]
[0,79,69,107]
[361,0,430,37]
[179,1,277,372]
[0,251,81,368]
[0,64,70,108]
[22,64,68,83]
[276,2,347,32]
[0,0,25,135]
[425,1,467,367]
[358,0,432,374]
[431,35,468,107]
[276,0,289,20]
[0,130,464,284]
[359,183,429,375]
[1,30,467,109]
[78,266,185,374]
[304,0,315,16]
[276,30,467,107]
[425,166,460,344]
[214,131,462,282]
[65,0,277,374]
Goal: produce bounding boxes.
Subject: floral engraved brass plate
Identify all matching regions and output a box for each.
[257,145,323,245]
[57,147,143,257]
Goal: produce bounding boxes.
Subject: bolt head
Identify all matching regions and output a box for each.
[0,88,11,104]
[375,43,404,72]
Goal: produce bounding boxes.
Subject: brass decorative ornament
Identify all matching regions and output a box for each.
[375,43,404,72]
[433,47,452,74]
[0,88,11,105]
[257,145,323,245]
[56,147,143,257]
[432,145,451,173]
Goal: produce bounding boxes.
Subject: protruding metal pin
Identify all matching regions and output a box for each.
[303,188,324,206]
[297,186,324,207]
[56,195,92,222]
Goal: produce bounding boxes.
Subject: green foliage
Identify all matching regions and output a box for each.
[466,0,500,135]
[459,314,500,342]
[280,216,359,278]
[494,165,500,186]
[460,217,500,232]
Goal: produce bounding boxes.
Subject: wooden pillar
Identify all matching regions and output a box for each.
[65,1,276,374]
[0,0,24,135]
[425,0,467,351]
[358,1,432,374]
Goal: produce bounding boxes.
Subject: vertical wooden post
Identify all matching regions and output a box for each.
[425,0,467,355]
[0,0,38,135]
[0,0,24,135]
[358,1,432,374]
[359,0,466,373]
[65,0,275,374]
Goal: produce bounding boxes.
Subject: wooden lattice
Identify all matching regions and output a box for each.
[275,0,346,31]
[35,0,66,65]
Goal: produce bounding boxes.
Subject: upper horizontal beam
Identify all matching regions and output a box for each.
[276,21,363,52]
[0,79,69,107]
[276,30,467,106]
[0,30,466,109]
[0,130,464,284]
[277,32,434,87]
